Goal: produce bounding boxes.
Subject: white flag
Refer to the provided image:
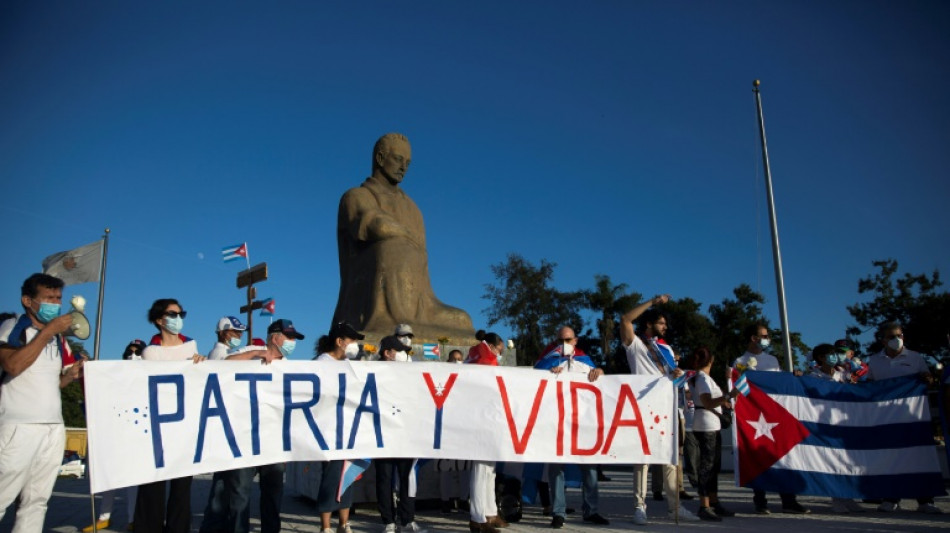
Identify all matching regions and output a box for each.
[42,240,103,286]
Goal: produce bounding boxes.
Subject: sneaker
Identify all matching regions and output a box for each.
[400,520,429,533]
[668,505,700,521]
[551,516,564,529]
[878,501,899,513]
[583,513,610,525]
[781,502,810,514]
[712,502,735,517]
[755,506,771,515]
[917,503,942,514]
[679,491,695,501]
[322,529,334,533]
[633,506,648,525]
[653,492,664,501]
[697,507,721,522]
[383,524,398,533]
[83,519,110,533]
[403,522,428,533]
[338,523,353,533]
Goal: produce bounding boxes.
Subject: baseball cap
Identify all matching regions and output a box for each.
[250,337,266,347]
[380,335,411,354]
[394,323,414,337]
[268,319,305,340]
[128,339,146,350]
[329,321,365,341]
[217,316,247,333]
[833,339,852,353]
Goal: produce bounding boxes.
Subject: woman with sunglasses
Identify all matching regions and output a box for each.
[135,298,204,533]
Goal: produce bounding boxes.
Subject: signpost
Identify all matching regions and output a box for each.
[237,262,268,342]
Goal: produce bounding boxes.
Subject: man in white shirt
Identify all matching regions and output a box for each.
[734,323,808,515]
[619,295,698,525]
[866,322,941,514]
[0,273,83,532]
[207,316,247,360]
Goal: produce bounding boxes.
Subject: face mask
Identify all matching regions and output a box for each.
[887,337,903,352]
[36,302,61,324]
[454,359,463,364]
[164,316,184,335]
[562,343,575,356]
[279,339,296,357]
[394,350,410,362]
[758,338,771,349]
[227,337,242,349]
[344,342,360,359]
[826,353,839,365]
[397,336,412,347]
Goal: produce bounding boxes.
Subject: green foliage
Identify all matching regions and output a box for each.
[61,381,86,428]
[483,254,585,365]
[582,274,640,369]
[847,259,949,359]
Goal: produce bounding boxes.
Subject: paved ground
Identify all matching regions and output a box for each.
[4,467,950,533]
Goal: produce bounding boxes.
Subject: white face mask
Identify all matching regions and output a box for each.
[454,359,463,364]
[562,343,575,356]
[397,335,412,347]
[394,350,410,362]
[887,337,903,352]
[758,338,771,349]
[344,342,360,359]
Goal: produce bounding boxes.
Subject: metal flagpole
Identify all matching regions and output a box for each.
[90,228,109,532]
[752,80,794,372]
[92,228,109,361]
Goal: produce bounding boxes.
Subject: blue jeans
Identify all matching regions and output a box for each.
[199,467,254,533]
[548,464,598,518]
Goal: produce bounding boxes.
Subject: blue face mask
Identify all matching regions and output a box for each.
[164,316,184,335]
[279,339,296,357]
[227,336,242,349]
[826,353,839,365]
[36,302,61,324]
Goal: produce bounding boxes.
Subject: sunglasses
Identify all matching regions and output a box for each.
[164,311,187,319]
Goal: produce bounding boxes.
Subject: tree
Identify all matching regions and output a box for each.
[583,275,640,367]
[483,254,585,366]
[662,297,716,362]
[847,259,949,359]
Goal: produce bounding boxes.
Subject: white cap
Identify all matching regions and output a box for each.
[394,323,414,337]
[216,316,247,332]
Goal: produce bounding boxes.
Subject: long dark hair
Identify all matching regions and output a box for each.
[476,330,503,348]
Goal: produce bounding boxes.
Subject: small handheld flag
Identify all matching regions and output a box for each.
[261,298,275,317]
[221,243,248,264]
[422,343,441,360]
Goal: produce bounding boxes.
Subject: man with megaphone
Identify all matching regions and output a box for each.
[0,273,85,532]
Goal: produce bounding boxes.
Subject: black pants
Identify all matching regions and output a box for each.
[683,432,699,488]
[375,458,416,526]
[134,476,193,533]
[753,489,798,508]
[694,431,721,497]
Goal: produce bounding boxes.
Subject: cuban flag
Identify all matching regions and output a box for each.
[221,243,248,263]
[422,343,440,360]
[734,371,946,499]
[337,459,371,501]
[260,298,275,317]
[533,344,596,371]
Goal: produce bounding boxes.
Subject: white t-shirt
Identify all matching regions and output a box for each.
[0,316,64,425]
[866,349,929,381]
[623,335,665,376]
[314,353,337,362]
[142,340,199,361]
[734,350,781,372]
[208,342,231,360]
[691,371,723,432]
[806,367,844,382]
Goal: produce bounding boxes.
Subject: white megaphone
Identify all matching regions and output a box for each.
[67,295,91,340]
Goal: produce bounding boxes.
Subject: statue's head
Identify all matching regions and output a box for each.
[372,133,412,186]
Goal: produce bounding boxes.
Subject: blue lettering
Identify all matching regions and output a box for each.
[347,373,383,448]
[236,373,273,455]
[194,374,241,463]
[336,373,346,450]
[148,375,185,468]
[282,374,328,451]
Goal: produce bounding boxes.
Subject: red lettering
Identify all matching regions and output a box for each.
[423,373,459,410]
[556,381,565,456]
[570,382,604,455]
[496,376,547,454]
[602,383,650,455]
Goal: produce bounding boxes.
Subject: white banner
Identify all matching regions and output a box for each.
[85,360,677,493]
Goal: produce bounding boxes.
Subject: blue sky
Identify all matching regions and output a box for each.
[1,1,948,360]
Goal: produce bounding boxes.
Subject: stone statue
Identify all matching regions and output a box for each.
[333,133,475,343]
